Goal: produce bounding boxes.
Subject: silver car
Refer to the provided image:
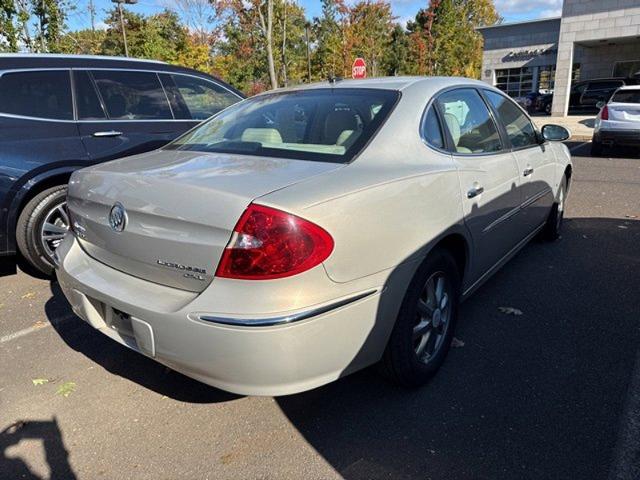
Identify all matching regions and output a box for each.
[56,77,572,396]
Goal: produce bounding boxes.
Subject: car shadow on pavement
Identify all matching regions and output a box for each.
[0,417,77,480]
[276,217,640,480]
[45,282,240,404]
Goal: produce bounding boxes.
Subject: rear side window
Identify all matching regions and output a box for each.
[484,90,538,149]
[168,74,239,120]
[611,89,640,103]
[0,70,72,120]
[421,106,444,149]
[74,71,107,120]
[436,88,502,154]
[91,70,172,120]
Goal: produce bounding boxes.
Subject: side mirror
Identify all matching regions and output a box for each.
[596,100,606,109]
[541,124,571,142]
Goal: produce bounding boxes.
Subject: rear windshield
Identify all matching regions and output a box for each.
[611,90,640,104]
[164,88,400,163]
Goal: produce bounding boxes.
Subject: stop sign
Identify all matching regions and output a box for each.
[352,58,367,79]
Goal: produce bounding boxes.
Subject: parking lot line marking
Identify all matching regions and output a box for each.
[0,314,76,344]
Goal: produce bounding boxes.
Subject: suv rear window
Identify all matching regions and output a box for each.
[165,88,399,163]
[160,74,240,120]
[0,70,73,120]
[611,89,640,104]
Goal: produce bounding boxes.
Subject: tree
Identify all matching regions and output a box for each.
[257,0,278,89]
[57,28,106,54]
[163,0,222,46]
[346,1,395,77]
[406,0,499,78]
[0,0,73,52]
[313,0,346,80]
[0,0,19,51]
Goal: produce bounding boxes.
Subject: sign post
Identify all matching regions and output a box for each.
[352,58,367,79]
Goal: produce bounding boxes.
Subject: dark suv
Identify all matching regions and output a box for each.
[0,54,244,275]
[569,78,640,114]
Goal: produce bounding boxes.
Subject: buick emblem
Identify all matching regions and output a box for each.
[109,202,127,232]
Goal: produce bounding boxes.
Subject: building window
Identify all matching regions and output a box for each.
[538,65,556,92]
[495,67,533,98]
[613,60,640,78]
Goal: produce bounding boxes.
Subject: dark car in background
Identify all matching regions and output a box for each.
[0,54,244,275]
[535,93,553,115]
[568,78,640,114]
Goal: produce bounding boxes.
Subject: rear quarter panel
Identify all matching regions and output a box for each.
[259,83,467,285]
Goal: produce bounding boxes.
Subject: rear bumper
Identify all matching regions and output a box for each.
[594,129,640,146]
[56,235,391,396]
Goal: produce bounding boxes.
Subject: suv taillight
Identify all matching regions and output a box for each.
[601,105,609,120]
[215,204,334,280]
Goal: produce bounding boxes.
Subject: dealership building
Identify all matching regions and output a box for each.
[478,0,640,116]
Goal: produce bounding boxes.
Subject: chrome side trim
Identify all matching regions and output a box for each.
[482,205,521,234]
[198,290,378,327]
[482,187,552,234]
[462,222,545,299]
[520,187,552,210]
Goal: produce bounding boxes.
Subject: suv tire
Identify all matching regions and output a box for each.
[16,185,69,276]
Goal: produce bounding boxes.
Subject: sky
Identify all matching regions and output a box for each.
[67,0,565,32]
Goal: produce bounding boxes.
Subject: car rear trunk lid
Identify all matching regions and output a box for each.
[67,149,341,292]
[607,102,640,123]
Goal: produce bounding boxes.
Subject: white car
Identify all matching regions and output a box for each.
[592,85,640,155]
[56,77,572,396]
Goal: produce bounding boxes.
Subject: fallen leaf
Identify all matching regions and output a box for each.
[451,337,465,348]
[32,378,49,386]
[56,382,76,398]
[498,306,523,316]
[625,215,637,219]
[21,292,36,299]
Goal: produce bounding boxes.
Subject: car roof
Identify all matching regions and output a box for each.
[257,76,489,94]
[616,85,640,90]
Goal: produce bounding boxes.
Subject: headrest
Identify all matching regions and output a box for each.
[324,109,358,144]
[241,128,283,144]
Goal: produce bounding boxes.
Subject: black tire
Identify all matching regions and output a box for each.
[591,139,603,156]
[545,102,552,115]
[381,248,460,388]
[16,185,69,276]
[541,175,567,242]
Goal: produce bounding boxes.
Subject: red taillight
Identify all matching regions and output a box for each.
[215,204,334,280]
[601,105,609,120]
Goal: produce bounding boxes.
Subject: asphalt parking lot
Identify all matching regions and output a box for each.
[1,142,639,480]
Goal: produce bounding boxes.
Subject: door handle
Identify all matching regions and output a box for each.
[523,166,534,177]
[467,184,484,198]
[92,130,122,138]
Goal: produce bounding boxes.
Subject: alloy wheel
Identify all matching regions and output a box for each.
[413,271,452,364]
[40,201,70,259]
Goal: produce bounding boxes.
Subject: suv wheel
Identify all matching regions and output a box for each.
[380,248,460,388]
[16,185,70,276]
